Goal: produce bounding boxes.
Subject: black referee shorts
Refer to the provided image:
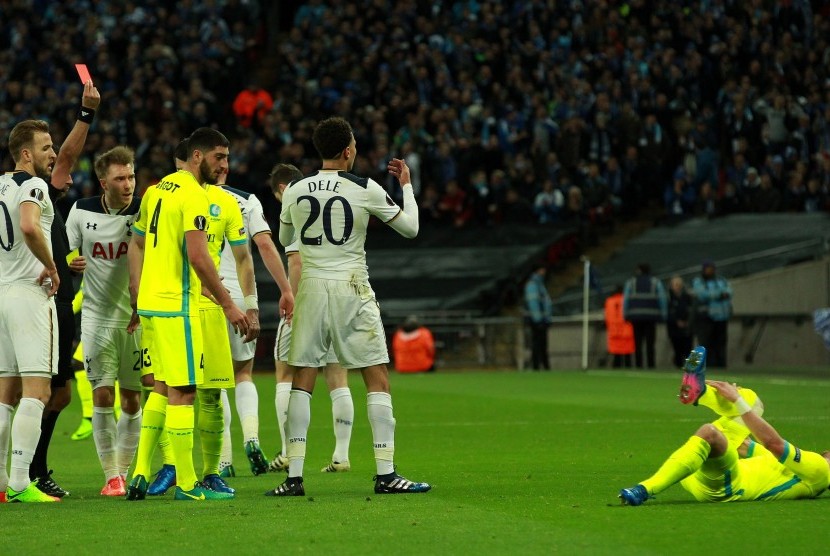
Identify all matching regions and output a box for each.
[53,300,76,389]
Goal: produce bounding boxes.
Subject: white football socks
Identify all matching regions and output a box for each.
[275,382,291,456]
[0,402,14,491]
[92,406,118,480]
[329,387,353,463]
[116,408,142,477]
[367,392,396,476]
[9,398,45,491]
[235,380,260,444]
[219,389,233,468]
[286,389,311,478]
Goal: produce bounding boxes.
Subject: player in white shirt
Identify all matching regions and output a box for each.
[0,120,61,503]
[267,117,430,496]
[215,174,294,477]
[65,146,143,496]
[266,163,353,474]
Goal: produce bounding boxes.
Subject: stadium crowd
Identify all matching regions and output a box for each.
[2,0,830,225]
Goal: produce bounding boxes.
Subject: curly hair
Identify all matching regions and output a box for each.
[312,117,353,160]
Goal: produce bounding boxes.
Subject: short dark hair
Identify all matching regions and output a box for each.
[8,119,50,163]
[637,263,651,275]
[269,163,302,195]
[187,127,229,159]
[94,146,135,178]
[312,117,353,160]
[174,139,189,163]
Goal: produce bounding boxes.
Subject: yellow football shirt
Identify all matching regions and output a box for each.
[133,170,210,316]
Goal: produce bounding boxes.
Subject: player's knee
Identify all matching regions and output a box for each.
[234,370,253,383]
[121,391,141,414]
[92,386,115,408]
[141,374,155,388]
[29,390,50,406]
[198,388,221,409]
[48,384,72,411]
[695,423,725,447]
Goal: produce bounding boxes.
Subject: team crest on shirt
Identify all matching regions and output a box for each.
[238,227,245,236]
[209,204,221,217]
[30,188,44,201]
[194,215,207,230]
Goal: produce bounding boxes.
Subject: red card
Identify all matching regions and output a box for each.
[75,64,92,84]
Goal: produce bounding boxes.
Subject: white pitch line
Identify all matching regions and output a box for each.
[585,370,830,388]
[391,414,830,428]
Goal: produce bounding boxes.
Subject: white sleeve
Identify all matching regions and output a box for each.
[285,238,300,254]
[366,178,418,238]
[278,220,295,247]
[385,185,419,238]
[65,203,81,250]
[245,194,272,238]
[278,187,294,247]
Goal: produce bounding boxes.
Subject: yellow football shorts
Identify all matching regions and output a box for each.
[139,315,204,387]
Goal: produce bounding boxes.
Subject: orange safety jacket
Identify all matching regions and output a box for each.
[605,293,635,355]
[392,327,435,373]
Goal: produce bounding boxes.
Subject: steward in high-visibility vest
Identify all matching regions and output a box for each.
[605,290,634,364]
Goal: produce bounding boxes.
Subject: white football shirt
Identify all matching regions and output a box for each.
[65,195,140,327]
[0,171,54,286]
[217,185,272,299]
[279,170,401,281]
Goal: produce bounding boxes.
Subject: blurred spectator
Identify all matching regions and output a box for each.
[469,169,493,225]
[533,179,563,224]
[392,316,436,374]
[692,260,732,369]
[604,156,625,215]
[720,182,744,215]
[418,183,441,225]
[783,171,807,212]
[501,187,535,224]
[524,263,554,371]
[437,179,472,228]
[804,177,829,213]
[4,0,830,225]
[739,166,762,206]
[604,286,634,369]
[664,169,696,218]
[666,276,693,370]
[750,173,782,213]
[622,263,668,369]
[693,181,720,218]
[232,82,273,129]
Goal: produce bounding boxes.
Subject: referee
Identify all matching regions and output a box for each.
[29,81,100,498]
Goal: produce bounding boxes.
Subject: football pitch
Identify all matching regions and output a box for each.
[4,369,830,555]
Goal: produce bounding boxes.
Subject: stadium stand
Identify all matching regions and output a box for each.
[2,1,830,327]
[555,212,830,314]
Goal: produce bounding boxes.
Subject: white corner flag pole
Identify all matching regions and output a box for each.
[581,257,590,371]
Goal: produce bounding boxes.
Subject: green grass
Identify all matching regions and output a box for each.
[4,369,830,554]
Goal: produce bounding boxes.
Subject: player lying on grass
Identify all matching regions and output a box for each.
[619,346,830,505]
